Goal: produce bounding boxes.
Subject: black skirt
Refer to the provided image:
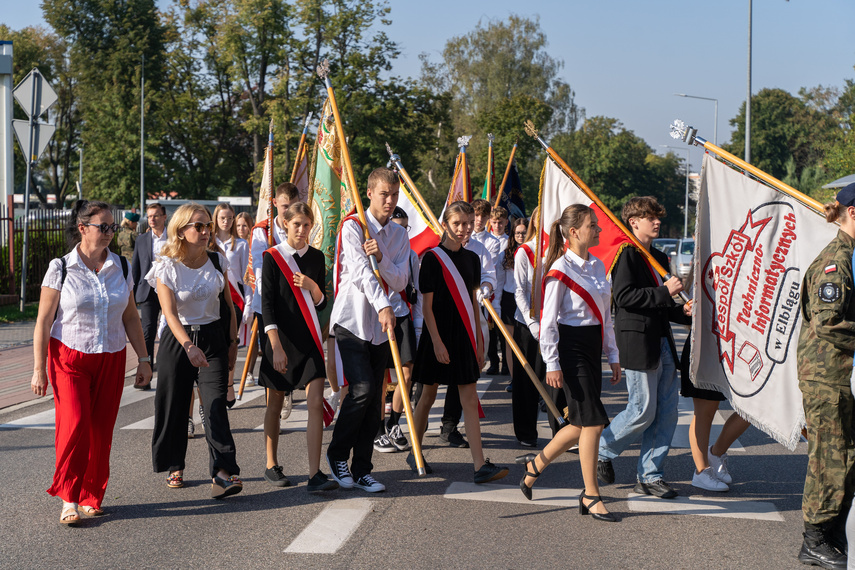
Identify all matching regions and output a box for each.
[394,315,416,365]
[680,338,725,401]
[257,312,325,393]
[557,324,609,427]
[500,291,517,325]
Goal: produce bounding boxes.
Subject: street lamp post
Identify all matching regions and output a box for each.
[674,93,718,146]
[661,145,690,238]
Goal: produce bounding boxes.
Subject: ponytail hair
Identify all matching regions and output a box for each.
[66,199,111,251]
[544,204,594,271]
[825,200,844,223]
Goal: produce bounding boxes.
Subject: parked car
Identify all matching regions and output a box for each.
[652,238,678,254]
[671,238,694,279]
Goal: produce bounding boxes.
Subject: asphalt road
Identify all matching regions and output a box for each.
[0,330,810,569]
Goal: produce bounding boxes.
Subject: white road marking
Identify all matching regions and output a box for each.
[0,379,160,429]
[444,482,581,507]
[671,396,744,451]
[283,498,373,554]
[626,492,783,521]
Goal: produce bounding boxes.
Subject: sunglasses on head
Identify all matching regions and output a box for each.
[184,221,214,232]
[83,222,120,234]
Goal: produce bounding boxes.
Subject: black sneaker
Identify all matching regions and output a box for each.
[406,451,433,474]
[373,433,397,453]
[474,459,508,484]
[486,365,499,375]
[306,471,339,492]
[518,439,537,448]
[597,459,615,485]
[633,479,678,499]
[264,465,291,487]
[386,424,410,451]
[500,364,509,375]
[326,454,355,489]
[353,474,386,493]
[505,382,513,393]
[439,428,469,448]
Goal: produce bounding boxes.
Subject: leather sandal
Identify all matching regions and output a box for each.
[515,453,542,501]
[579,492,618,522]
[79,505,104,517]
[60,502,80,526]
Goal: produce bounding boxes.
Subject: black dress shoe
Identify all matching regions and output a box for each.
[518,439,537,448]
[579,492,619,522]
[515,454,540,501]
[633,479,678,499]
[485,365,499,375]
[597,460,615,485]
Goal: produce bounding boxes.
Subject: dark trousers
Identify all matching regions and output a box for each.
[139,291,161,365]
[151,323,239,478]
[441,385,463,433]
[487,325,505,370]
[512,322,545,443]
[328,325,390,479]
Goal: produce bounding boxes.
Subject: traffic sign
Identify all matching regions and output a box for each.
[13,69,57,118]
[12,119,55,162]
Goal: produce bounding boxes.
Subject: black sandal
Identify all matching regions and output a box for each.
[579,492,618,522]
[515,453,542,500]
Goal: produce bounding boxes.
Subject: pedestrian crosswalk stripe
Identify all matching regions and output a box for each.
[284,498,373,554]
[626,492,783,521]
[444,481,581,507]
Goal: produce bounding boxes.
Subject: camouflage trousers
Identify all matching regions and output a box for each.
[800,379,855,525]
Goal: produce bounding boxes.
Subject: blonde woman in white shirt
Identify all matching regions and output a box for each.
[147,203,241,499]
[517,204,621,523]
[31,200,152,525]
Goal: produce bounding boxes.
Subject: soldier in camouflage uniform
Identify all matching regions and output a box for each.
[796,183,855,569]
[117,212,139,262]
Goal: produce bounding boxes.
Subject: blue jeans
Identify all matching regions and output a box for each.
[598,337,678,483]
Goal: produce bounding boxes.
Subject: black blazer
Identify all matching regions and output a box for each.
[131,231,156,303]
[612,245,691,370]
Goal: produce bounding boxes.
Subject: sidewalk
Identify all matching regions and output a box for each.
[0,320,141,410]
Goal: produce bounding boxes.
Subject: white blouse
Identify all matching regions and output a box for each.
[540,250,619,372]
[146,253,228,325]
[216,236,249,291]
[42,246,133,354]
[514,239,542,327]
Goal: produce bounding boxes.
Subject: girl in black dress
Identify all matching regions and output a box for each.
[260,202,338,492]
[517,204,621,522]
[410,201,508,484]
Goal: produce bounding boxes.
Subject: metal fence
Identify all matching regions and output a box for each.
[0,200,123,302]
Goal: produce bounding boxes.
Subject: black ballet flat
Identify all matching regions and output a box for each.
[579,492,618,522]
[226,384,236,409]
[515,453,541,501]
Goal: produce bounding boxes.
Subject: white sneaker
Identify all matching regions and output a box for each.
[692,467,729,492]
[245,373,256,387]
[373,434,397,453]
[708,446,733,484]
[280,392,292,420]
[354,474,386,493]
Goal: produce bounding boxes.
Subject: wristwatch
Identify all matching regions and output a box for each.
[138,356,151,363]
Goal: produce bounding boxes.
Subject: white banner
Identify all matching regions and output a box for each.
[691,154,837,449]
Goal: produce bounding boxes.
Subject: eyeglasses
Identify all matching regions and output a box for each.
[83,223,120,234]
[184,221,214,232]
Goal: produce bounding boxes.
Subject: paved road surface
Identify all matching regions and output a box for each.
[0,328,810,569]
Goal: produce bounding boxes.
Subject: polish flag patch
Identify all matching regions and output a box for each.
[825,264,837,274]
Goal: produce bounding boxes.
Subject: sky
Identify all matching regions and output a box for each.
[3,0,854,172]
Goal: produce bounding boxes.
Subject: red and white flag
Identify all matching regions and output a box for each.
[691,153,836,449]
[398,175,440,256]
[538,158,633,273]
[439,149,471,221]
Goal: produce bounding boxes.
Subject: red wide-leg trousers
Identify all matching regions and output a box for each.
[46,338,126,509]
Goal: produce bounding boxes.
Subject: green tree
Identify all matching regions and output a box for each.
[1,24,80,206]
[43,0,166,207]
[550,116,685,237]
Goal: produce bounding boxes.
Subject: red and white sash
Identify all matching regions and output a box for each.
[519,243,535,268]
[429,247,477,357]
[264,246,324,359]
[228,282,244,312]
[543,266,605,342]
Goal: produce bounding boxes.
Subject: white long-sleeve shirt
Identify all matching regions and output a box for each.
[540,250,619,372]
[330,210,410,344]
[514,239,542,327]
[389,248,419,318]
[464,237,497,290]
[250,219,287,314]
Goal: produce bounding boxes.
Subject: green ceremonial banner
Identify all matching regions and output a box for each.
[308,98,354,329]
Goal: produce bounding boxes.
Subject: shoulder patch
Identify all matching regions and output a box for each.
[825,264,838,274]
[818,282,842,303]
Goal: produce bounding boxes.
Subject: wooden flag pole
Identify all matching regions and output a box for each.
[494,141,518,210]
[670,119,825,215]
[318,60,426,476]
[525,120,689,303]
[386,145,567,428]
[238,120,276,400]
[461,146,470,203]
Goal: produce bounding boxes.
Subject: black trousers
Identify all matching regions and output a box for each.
[139,290,161,365]
[328,325,390,479]
[512,322,545,443]
[441,384,463,433]
[151,322,239,478]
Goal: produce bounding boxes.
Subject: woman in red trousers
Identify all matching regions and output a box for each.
[31,199,152,525]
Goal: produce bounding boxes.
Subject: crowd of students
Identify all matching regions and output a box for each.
[29,168,740,531]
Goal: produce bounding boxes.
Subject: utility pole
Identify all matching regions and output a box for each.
[0,41,12,211]
[139,54,145,216]
[746,0,752,163]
